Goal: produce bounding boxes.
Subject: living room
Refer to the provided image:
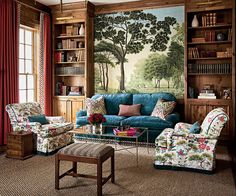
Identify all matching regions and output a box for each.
[0,0,236,195]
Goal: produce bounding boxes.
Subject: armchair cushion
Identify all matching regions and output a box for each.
[40,123,74,138]
[189,121,201,134]
[45,116,65,124]
[28,114,48,125]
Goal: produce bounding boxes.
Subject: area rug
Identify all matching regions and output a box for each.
[0,145,235,196]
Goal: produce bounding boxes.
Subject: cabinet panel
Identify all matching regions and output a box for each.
[71,99,84,123]
[187,102,207,123]
[53,98,67,120]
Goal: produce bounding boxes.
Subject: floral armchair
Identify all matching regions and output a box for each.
[6,102,74,154]
[154,108,229,173]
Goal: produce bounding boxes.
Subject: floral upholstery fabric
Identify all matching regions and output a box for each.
[6,102,73,154]
[154,108,229,172]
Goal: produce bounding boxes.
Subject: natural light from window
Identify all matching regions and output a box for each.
[19,27,36,103]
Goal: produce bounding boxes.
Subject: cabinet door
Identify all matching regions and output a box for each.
[187,102,208,124]
[53,98,67,121]
[207,104,231,138]
[70,98,84,124]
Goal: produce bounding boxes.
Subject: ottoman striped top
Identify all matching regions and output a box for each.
[58,143,113,158]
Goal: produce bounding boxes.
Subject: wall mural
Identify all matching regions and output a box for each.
[94,6,184,98]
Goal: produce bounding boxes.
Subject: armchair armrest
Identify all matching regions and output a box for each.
[46,116,65,124]
[76,110,87,117]
[165,113,180,125]
[13,122,42,134]
[155,128,174,148]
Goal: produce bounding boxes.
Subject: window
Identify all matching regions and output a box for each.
[19,26,37,103]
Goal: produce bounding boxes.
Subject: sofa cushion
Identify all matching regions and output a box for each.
[76,115,127,127]
[40,122,74,138]
[118,104,141,116]
[121,116,174,130]
[92,94,133,115]
[85,96,106,115]
[132,93,177,115]
[151,99,176,119]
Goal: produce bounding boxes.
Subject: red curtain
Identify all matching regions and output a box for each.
[43,14,52,116]
[0,0,19,145]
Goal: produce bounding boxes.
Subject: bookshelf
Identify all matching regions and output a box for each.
[51,2,94,123]
[184,0,235,141]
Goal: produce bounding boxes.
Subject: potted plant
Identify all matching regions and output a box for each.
[87,113,106,133]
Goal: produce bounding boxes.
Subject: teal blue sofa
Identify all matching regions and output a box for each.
[76,93,180,143]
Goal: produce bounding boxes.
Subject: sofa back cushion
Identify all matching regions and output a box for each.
[132,93,177,115]
[92,94,133,115]
[5,102,43,124]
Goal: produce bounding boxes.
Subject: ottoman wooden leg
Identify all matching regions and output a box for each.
[111,152,115,183]
[72,161,77,174]
[55,154,60,190]
[97,160,102,196]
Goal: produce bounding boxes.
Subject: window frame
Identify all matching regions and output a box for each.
[19,25,38,103]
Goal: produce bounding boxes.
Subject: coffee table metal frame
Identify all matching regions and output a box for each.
[71,125,149,166]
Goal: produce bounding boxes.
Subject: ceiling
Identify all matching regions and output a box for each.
[36,0,139,6]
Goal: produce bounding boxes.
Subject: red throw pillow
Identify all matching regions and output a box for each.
[118,104,141,116]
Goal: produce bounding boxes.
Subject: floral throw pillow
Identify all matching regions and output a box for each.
[85,96,107,115]
[151,99,176,120]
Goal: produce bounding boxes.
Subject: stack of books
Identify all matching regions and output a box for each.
[113,127,137,136]
[198,86,216,99]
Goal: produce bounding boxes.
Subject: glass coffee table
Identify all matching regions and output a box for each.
[70,125,149,166]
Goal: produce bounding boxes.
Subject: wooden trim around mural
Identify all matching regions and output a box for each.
[95,0,184,14]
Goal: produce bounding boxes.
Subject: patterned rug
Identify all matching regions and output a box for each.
[0,145,235,196]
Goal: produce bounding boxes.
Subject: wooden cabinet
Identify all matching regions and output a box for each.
[184,0,235,141]
[53,96,85,123]
[186,99,232,139]
[6,132,34,160]
[51,1,94,123]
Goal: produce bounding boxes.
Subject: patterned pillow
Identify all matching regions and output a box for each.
[151,99,176,119]
[85,96,107,115]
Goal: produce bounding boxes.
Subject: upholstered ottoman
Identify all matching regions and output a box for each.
[55,142,115,196]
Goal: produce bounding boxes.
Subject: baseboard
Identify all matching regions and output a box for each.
[153,163,215,174]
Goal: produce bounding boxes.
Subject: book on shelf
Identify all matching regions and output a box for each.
[68,92,81,96]
[188,63,231,74]
[199,93,215,96]
[198,95,216,99]
[204,30,215,42]
[200,89,214,93]
[201,13,216,27]
[188,47,199,59]
[228,28,232,41]
[66,26,73,35]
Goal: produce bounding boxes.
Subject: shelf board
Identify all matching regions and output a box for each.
[55,48,85,51]
[54,95,85,98]
[188,73,231,75]
[187,41,232,45]
[55,74,84,77]
[188,24,232,29]
[55,61,85,64]
[187,98,232,103]
[56,35,85,39]
[188,57,232,60]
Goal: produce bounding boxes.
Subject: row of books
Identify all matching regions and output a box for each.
[201,13,216,27]
[204,30,215,42]
[228,28,232,41]
[55,51,85,63]
[65,25,80,36]
[61,39,83,49]
[56,66,85,75]
[188,47,200,58]
[55,82,84,96]
[188,63,232,74]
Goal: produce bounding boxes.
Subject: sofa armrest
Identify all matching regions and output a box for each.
[76,110,87,117]
[46,116,65,123]
[14,122,42,134]
[165,113,180,125]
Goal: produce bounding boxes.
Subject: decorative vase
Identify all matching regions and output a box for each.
[191,15,199,27]
[92,124,102,134]
[79,24,85,35]
[216,33,225,41]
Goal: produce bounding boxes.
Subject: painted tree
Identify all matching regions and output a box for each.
[94,10,176,91]
[143,53,168,88]
[94,41,117,91]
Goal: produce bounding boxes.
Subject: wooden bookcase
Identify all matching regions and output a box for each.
[51,2,94,123]
[184,0,235,141]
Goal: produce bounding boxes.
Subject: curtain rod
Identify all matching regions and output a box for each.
[15,0,50,15]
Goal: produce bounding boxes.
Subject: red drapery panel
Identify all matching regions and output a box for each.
[43,14,52,116]
[0,0,19,145]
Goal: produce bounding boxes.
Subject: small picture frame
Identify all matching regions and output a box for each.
[221,87,231,99]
